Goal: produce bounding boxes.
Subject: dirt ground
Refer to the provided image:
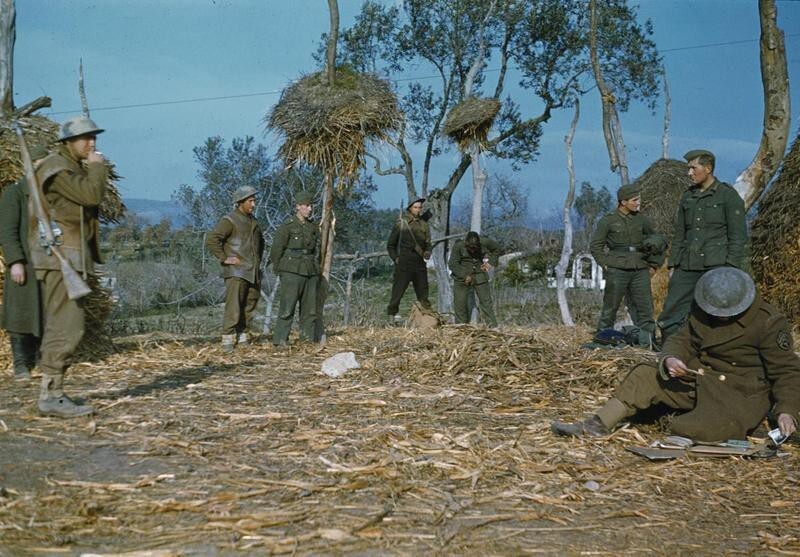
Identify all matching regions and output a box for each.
[0,325,798,556]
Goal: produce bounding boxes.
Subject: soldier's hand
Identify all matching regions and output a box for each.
[664,356,689,379]
[10,262,26,285]
[423,251,431,260]
[649,267,657,277]
[464,274,473,286]
[668,268,674,278]
[777,413,797,437]
[394,257,400,265]
[481,262,492,272]
[87,151,106,164]
[224,256,241,265]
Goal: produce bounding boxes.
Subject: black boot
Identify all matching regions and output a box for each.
[9,334,32,380]
[551,415,610,438]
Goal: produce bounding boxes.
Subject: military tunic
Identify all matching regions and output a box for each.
[658,179,748,338]
[0,179,42,337]
[597,296,800,442]
[206,209,265,336]
[270,215,320,344]
[30,145,107,379]
[590,209,662,335]
[386,212,432,315]
[448,237,501,326]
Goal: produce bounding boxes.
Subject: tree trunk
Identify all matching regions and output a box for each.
[661,70,671,160]
[79,58,90,116]
[326,0,339,87]
[555,99,580,327]
[733,0,790,210]
[0,0,15,115]
[427,189,453,315]
[468,143,487,233]
[589,0,629,185]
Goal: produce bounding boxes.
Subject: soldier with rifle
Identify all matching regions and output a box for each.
[0,144,48,381]
[386,198,432,324]
[18,116,107,418]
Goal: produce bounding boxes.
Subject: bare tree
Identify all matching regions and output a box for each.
[0,0,15,115]
[555,98,580,327]
[733,0,790,210]
[661,70,671,160]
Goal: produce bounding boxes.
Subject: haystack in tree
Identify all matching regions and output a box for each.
[443,97,501,153]
[0,0,124,360]
[751,129,800,326]
[266,0,400,339]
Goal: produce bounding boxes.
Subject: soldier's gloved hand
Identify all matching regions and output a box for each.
[224,256,241,265]
[777,413,797,437]
[664,356,689,379]
[464,274,473,286]
[10,262,26,285]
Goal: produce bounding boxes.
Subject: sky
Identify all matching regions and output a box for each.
[12,0,800,220]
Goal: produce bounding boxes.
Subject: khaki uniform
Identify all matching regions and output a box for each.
[30,145,107,381]
[658,180,747,338]
[270,215,319,344]
[590,210,661,335]
[206,209,265,336]
[386,212,431,315]
[448,237,501,326]
[598,295,800,441]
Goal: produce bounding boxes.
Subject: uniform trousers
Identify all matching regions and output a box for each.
[222,277,260,335]
[453,280,497,326]
[598,267,654,333]
[657,268,707,340]
[273,272,318,344]
[37,270,85,379]
[387,267,430,316]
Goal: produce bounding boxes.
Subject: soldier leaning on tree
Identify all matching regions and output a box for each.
[269,192,320,347]
[448,231,502,327]
[657,149,747,342]
[30,117,108,418]
[206,186,265,353]
[0,144,48,381]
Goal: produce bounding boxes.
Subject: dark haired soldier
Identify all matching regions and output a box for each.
[448,231,501,326]
[590,183,664,346]
[206,186,265,352]
[0,144,48,380]
[657,149,747,342]
[386,198,432,324]
[552,268,800,442]
[31,117,108,417]
[270,192,319,346]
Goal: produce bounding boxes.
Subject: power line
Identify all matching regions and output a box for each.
[45,32,800,116]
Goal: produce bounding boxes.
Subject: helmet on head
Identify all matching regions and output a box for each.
[59,116,104,141]
[232,185,257,204]
[694,267,756,317]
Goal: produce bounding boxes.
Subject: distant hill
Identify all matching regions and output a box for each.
[124,198,188,228]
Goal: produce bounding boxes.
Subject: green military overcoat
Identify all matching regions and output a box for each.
[386,213,431,272]
[0,179,42,336]
[658,295,800,440]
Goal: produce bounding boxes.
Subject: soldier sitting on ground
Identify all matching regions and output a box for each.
[552,267,800,442]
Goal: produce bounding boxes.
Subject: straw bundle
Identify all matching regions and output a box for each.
[443,96,501,150]
[751,131,800,325]
[266,67,401,180]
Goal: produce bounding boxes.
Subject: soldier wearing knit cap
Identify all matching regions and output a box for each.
[656,149,748,342]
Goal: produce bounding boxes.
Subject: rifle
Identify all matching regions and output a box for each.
[14,123,92,300]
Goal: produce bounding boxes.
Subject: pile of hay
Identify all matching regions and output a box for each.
[0,113,125,360]
[751,130,800,325]
[443,96,501,150]
[634,158,691,311]
[266,67,401,180]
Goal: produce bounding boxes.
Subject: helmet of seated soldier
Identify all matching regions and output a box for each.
[694,267,756,317]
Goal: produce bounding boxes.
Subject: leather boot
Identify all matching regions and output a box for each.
[237,332,249,347]
[9,334,32,380]
[221,334,235,353]
[38,374,94,418]
[551,415,610,438]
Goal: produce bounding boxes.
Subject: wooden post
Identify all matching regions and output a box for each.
[0,0,16,115]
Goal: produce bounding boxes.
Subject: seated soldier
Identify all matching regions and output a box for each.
[552,267,800,442]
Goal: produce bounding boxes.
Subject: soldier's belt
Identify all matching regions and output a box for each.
[287,248,314,255]
[611,246,640,253]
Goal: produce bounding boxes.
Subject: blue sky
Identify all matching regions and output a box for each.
[13,0,800,218]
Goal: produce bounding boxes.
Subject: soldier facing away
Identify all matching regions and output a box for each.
[30,117,108,417]
[589,183,665,346]
[386,198,432,324]
[0,144,48,380]
[270,192,320,346]
[658,149,747,342]
[448,231,502,327]
[552,268,800,442]
[206,186,265,352]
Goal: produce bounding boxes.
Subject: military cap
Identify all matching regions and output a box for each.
[232,185,257,204]
[29,144,49,161]
[407,197,425,210]
[694,267,756,317]
[295,191,314,206]
[465,231,481,246]
[684,149,715,164]
[59,116,104,141]
[617,183,641,201]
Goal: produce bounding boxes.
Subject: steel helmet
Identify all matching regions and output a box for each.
[59,116,105,141]
[694,267,756,317]
[232,185,257,204]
